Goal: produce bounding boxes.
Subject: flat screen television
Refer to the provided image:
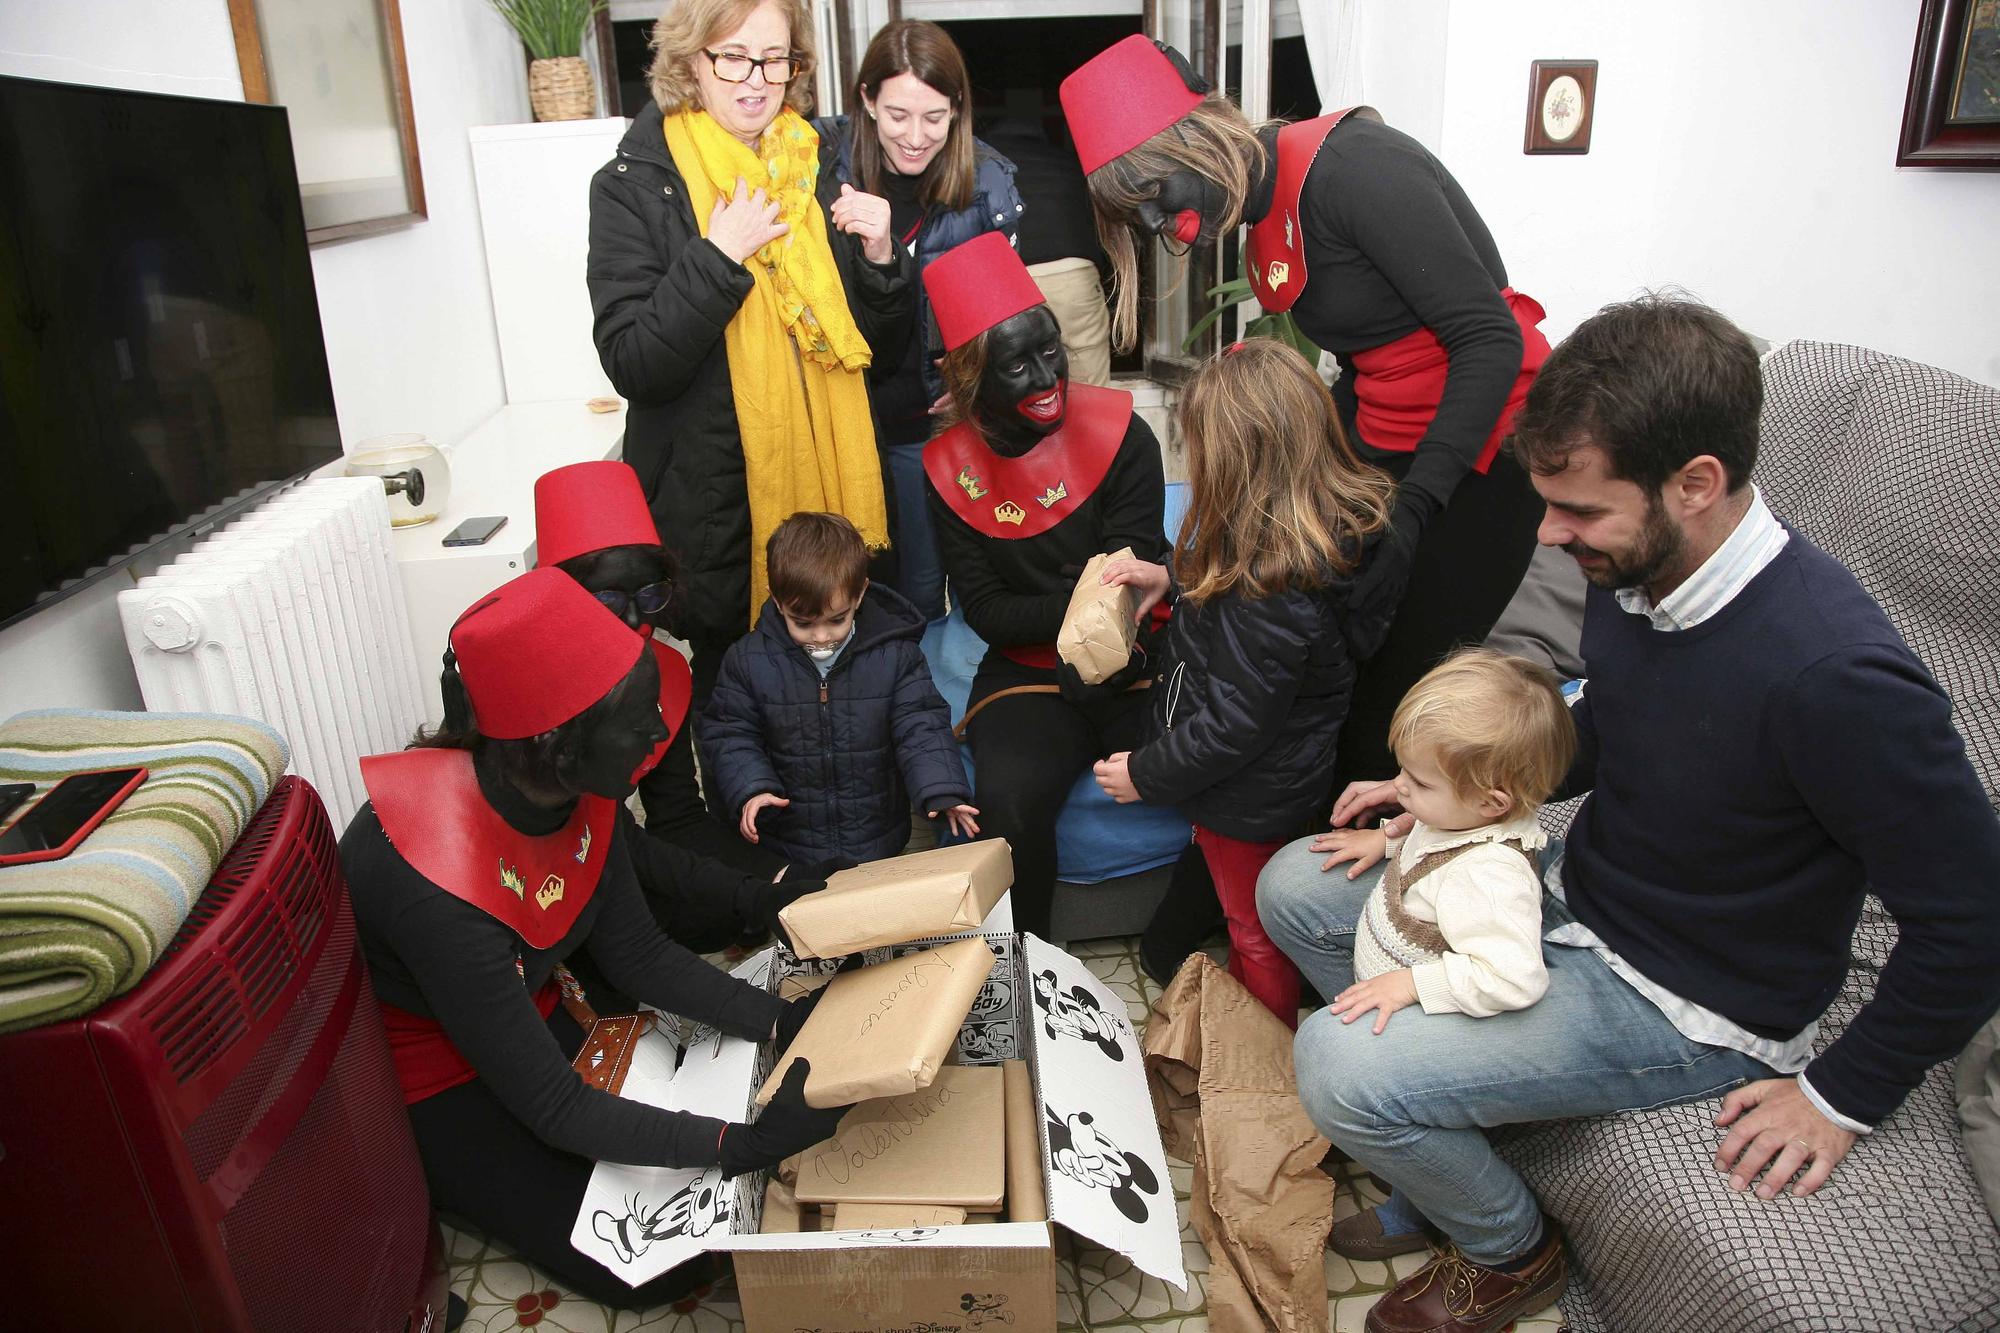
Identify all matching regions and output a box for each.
[0,75,342,632]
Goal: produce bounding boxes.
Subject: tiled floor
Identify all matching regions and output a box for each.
[445,935,1565,1333]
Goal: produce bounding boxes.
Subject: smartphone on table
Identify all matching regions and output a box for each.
[0,767,149,867]
[442,515,508,547]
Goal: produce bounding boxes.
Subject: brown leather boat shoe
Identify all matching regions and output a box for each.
[1329,1205,1437,1260]
[1363,1221,1567,1333]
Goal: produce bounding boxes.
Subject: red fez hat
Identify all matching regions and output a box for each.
[1060,35,1204,175]
[449,568,646,739]
[534,461,661,568]
[923,232,1047,352]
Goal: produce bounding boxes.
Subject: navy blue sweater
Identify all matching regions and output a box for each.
[1561,530,2000,1126]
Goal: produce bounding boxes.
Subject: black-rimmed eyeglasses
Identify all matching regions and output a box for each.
[593,580,674,621]
[702,49,805,85]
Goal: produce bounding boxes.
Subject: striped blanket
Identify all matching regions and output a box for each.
[0,709,288,1034]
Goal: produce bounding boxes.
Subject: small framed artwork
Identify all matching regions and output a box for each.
[1524,60,1598,155]
[1898,0,2000,169]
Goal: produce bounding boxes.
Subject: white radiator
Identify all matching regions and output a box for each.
[117,477,425,830]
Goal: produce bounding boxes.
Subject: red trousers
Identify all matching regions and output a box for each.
[1193,825,1300,1028]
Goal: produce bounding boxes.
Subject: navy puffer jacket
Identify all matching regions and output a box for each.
[1128,549,1393,842]
[699,583,970,864]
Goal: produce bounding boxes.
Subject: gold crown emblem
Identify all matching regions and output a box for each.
[956,466,988,500]
[536,873,566,910]
[993,500,1027,526]
[499,860,526,900]
[1266,260,1291,291]
[1035,481,1068,509]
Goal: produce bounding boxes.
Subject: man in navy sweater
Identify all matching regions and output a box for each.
[1256,295,2000,1333]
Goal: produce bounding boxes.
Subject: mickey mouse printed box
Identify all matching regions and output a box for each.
[569,919,1186,1331]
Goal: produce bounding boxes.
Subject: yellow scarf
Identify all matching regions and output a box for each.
[663,107,889,626]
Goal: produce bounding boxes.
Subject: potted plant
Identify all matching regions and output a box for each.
[488,0,609,122]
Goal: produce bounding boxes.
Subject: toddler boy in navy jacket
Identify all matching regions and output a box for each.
[701,512,978,866]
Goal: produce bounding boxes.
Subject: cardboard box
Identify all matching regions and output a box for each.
[755,936,997,1108]
[570,931,1185,1331]
[1056,547,1139,684]
[787,1064,1004,1209]
[779,839,1014,959]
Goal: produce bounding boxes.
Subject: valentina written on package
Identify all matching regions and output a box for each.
[568,900,1185,1331]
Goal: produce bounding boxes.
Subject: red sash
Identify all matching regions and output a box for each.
[1349,288,1551,473]
[923,383,1132,540]
[360,748,614,951]
[1247,110,1364,313]
[635,637,694,780]
[378,984,560,1104]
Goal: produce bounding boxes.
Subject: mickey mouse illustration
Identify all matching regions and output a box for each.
[591,1167,726,1264]
[1031,968,1129,1060]
[960,1291,1017,1326]
[1045,1107,1159,1223]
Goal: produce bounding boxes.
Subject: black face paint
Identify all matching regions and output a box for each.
[574,650,668,800]
[568,545,672,634]
[973,306,1068,455]
[1133,167,1230,252]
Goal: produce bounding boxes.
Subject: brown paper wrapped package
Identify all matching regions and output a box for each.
[785,1065,1004,1209]
[756,937,997,1108]
[1144,952,1335,1333]
[778,840,1014,959]
[761,1178,804,1233]
[1002,1059,1047,1223]
[829,1202,968,1229]
[1056,547,1139,685]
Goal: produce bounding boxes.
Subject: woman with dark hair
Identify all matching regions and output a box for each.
[1059,35,1551,790]
[342,568,849,1307]
[588,0,912,706]
[816,17,1024,621]
[918,231,1166,940]
[534,460,828,956]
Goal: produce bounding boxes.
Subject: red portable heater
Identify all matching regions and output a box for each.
[0,776,448,1331]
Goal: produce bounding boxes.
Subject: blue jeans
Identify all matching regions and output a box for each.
[1256,837,1770,1264]
[885,438,946,621]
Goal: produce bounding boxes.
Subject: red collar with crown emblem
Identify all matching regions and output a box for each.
[361,749,614,950]
[923,383,1132,539]
[1247,109,1361,313]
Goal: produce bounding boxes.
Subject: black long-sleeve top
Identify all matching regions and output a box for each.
[343,777,784,1169]
[1249,117,1523,527]
[925,414,1168,655]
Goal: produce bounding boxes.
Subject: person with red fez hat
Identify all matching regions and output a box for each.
[341,568,851,1308]
[1061,35,1553,795]
[533,460,827,958]
[919,230,1168,941]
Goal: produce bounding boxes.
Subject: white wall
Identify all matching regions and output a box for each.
[1412,1,2000,387]
[0,0,530,717]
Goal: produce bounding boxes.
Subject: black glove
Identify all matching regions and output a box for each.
[1346,516,1421,661]
[773,984,827,1053]
[746,873,823,952]
[1057,640,1150,706]
[718,1058,850,1178]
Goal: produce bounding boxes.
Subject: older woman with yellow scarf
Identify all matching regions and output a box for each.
[588,0,911,705]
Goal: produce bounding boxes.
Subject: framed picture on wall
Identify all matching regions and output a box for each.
[226,0,428,242]
[1524,60,1597,155]
[1899,0,2000,168]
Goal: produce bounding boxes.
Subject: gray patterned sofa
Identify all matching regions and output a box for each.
[1494,340,2000,1332]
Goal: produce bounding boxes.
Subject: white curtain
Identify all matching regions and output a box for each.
[1295,0,1364,110]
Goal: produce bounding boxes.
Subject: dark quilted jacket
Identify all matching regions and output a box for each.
[698,583,970,864]
[1129,547,1392,842]
[586,104,915,645]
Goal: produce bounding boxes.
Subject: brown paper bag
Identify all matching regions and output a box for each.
[1056,547,1139,684]
[779,840,1013,959]
[756,937,997,1108]
[1144,952,1335,1333]
[1002,1058,1047,1223]
[786,1065,1004,1209]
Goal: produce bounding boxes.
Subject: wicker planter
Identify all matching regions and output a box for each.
[528,56,593,121]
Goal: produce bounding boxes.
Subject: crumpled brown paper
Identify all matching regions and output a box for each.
[1144,952,1335,1333]
[1057,547,1139,684]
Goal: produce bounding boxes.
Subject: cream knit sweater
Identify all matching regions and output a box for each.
[1352,811,1549,1017]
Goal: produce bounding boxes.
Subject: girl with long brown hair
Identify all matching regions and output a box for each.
[816,18,1024,621]
[1091,339,1394,1024]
